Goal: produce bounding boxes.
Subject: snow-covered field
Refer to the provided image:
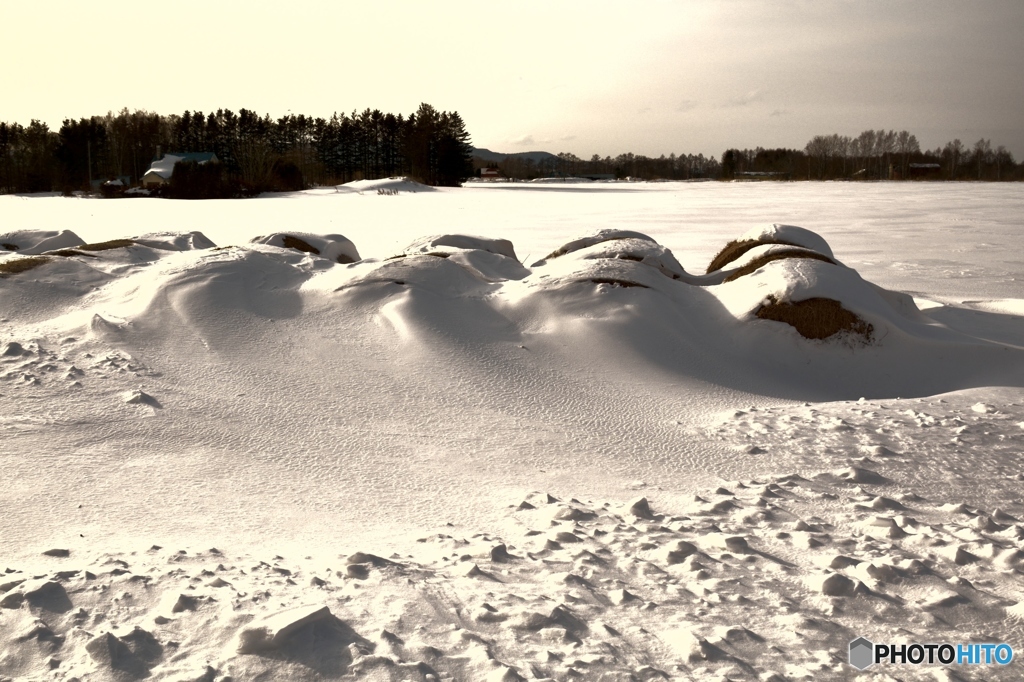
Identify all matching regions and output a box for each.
[2,181,1023,680]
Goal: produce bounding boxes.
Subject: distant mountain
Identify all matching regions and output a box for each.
[472,147,559,164]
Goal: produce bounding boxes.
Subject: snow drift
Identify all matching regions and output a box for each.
[3,207,1024,680]
[3,224,1022,401]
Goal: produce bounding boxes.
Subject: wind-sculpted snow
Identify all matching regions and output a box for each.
[0,229,86,255]
[4,409,1024,680]
[3,194,1024,680]
[133,231,217,251]
[250,232,360,263]
[3,225,1023,403]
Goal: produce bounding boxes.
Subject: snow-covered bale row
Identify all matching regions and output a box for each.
[3,225,1022,400]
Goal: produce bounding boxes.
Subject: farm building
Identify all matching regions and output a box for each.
[142,152,218,187]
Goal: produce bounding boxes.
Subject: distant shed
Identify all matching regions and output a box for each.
[142,152,219,187]
[908,163,942,180]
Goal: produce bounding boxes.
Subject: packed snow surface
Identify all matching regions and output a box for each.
[1,182,1023,680]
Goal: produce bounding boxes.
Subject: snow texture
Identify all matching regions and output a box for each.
[1,182,1023,680]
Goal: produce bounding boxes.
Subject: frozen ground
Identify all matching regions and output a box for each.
[1,181,1023,680]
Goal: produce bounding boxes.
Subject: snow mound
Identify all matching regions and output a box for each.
[556,235,690,281]
[133,231,217,251]
[251,233,361,263]
[402,234,518,260]
[534,229,659,265]
[718,243,838,284]
[2,223,1022,402]
[389,234,528,283]
[340,177,435,193]
[0,230,86,255]
[706,223,836,274]
[715,252,903,333]
[739,223,835,259]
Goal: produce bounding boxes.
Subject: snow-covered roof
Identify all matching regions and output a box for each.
[145,152,218,180]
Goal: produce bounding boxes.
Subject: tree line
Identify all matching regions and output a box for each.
[0,103,473,195]
[482,129,1019,182]
[480,151,721,181]
[722,130,1020,181]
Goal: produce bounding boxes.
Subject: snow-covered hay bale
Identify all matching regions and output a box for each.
[402,234,518,260]
[75,239,136,252]
[0,230,85,255]
[562,236,688,281]
[723,247,836,283]
[707,224,834,273]
[0,256,51,277]
[741,224,833,258]
[36,239,136,259]
[536,229,657,265]
[376,234,529,283]
[755,295,874,342]
[251,233,360,264]
[521,252,675,293]
[133,231,217,251]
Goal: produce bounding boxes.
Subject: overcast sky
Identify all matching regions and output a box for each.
[4,0,1022,158]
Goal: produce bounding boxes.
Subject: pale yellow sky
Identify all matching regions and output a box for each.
[3,0,1023,157]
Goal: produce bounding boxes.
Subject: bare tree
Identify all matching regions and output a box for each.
[944,139,965,179]
[973,138,992,180]
[877,130,897,178]
[855,130,877,178]
[805,135,830,179]
[994,145,1012,181]
[895,130,919,179]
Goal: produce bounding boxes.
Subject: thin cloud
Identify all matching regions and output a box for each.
[770,109,789,117]
[512,134,536,147]
[727,89,764,107]
[676,100,698,112]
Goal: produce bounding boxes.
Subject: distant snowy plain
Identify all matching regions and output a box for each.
[1,180,1023,680]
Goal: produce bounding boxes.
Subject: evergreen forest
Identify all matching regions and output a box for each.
[0,103,473,195]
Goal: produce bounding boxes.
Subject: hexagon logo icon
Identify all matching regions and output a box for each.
[849,637,874,670]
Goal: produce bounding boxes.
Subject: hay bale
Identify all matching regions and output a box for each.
[403,234,518,260]
[0,256,51,277]
[44,249,96,258]
[722,250,835,283]
[540,229,655,263]
[706,238,803,273]
[251,233,360,263]
[546,238,611,260]
[281,235,320,255]
[755,295,874,342]
[77,239,135,252]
